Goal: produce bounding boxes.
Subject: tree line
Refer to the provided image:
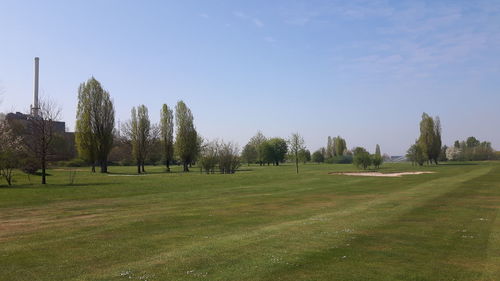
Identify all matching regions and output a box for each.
[446,137,496,161]
[1,77,499,186]
[76,78,202,174]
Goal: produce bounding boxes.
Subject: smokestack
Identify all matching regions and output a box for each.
[32,57,40,117]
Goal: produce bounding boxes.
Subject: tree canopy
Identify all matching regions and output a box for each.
[175,101,198,172]
[75,77,115,173]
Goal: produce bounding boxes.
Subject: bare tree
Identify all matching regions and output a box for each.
[288,133,305,174]
[218,141,240,174]
[199,139,219,174]
[25,99,61,184]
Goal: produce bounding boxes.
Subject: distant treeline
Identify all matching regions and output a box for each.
[1,77,498,186]
[445,137,496,161]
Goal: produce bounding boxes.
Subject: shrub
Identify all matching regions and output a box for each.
[20,157,40,175]
[325,155,353,164]
[372,154,383,169]
[311,150,324,163]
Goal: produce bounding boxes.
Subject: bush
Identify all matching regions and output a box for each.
[325,155,353,164]
[372,154,383,168]
[311,150,324,163]
[20,157,40,174]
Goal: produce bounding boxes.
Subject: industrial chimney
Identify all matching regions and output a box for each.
[31,57,40,117]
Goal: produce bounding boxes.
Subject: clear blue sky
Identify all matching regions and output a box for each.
[1,0,499,155]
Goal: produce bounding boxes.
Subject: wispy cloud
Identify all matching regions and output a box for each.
[199,13,209,19]
[280,1,500,80]
[253,18,264,27]
[233,11,264,28]
[264,36,276,43]
[233,11,246,19]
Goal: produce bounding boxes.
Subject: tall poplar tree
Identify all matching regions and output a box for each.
[418,113,442,164]
[334,136,347,156]
[126,105,151,173]
[160,104,174,172]
[373,144,383,168]
[75,77,115,173]
[175,101,198,172]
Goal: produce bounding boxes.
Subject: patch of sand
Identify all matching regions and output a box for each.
[329,171,435,177]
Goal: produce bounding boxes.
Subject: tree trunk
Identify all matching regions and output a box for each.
[183,162,189,172]
[295,156,299,174]
[91,164,96,173]
[166,161,170,172]
[137,163,141,174]
[141,162,145,173]
[41,155,46,184]
[100,161,107,173]
[4,170,12,186]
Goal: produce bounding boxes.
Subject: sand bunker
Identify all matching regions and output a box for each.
[329,171,434,177]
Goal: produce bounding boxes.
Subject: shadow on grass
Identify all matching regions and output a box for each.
[106,170,186,175]
[236,168,254,172]
[439,162,478,166]
[1,182,116,189]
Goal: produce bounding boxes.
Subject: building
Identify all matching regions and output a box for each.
[3,57,76,161]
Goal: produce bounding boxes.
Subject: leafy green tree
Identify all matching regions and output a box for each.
[432,117,442,163]
[124,105,152,173]
[418,113,442,164]
[262,138,288,166]
[261,141,273,165]
[353,147,371,169]
[326,136,334,158]
[299,149,311,164]
[75,83,96,172]
[466,136,480,148]
[160,104,174,171]
[241,142,258,165]
[75,77,115,173]
[439,145,448,162]
[334,136,347,156]
[175,101,198,172]
[406,142,426,166]
[249,131,267,165]
[352,147,367,156]
[288,133,305,174]
[312,150,324,163]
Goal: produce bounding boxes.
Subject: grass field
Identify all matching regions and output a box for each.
[1,162,499,281]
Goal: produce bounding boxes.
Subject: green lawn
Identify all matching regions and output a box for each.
[1,162,499,281]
